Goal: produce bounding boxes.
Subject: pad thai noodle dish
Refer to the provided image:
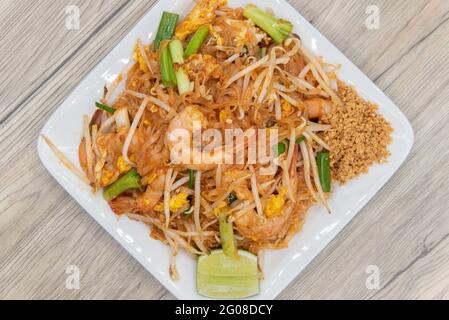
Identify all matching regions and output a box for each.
[44,0,393,298]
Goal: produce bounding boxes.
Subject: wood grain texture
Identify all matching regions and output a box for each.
[0,0,448,300]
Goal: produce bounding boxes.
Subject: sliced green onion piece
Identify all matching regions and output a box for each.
[317,152,331,193]
[296,135,305,144]
[169,39,185,64]
[227,192,238,206]
[184,25,209,58]
[95,102,116,114]
[218,207,237,259]
[175,68,190,95]
[184,206,194,217]
[103,169,141,201]
[189,169,195,189]
[154,12,179,50]
[160,45,177,88]
[243,5,293,44]
[274,140,288,156]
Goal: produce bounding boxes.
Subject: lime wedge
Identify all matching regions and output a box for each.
[197,249,259,299]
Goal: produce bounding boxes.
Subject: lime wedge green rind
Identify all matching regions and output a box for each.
[197,250,259,299]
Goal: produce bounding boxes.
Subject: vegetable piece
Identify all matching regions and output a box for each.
[243,5,293,44]
[189,169,195,189]
[295,135,305,144]
[184,196,194,217]
[95,102,116,114]
[218,207,237,259]
[175,68,190,95]
[114,107,130,128]
[275,136,305,156]
[227,192,238,206]
[197,249,259,299]
[184,25,210,58]
[160,45,177,88]
[274,140,288,156]
[154,12,179,50]
[184,206,194,217]
[169,39,185,64]
[103,169,141,201]
[317,151,331,193]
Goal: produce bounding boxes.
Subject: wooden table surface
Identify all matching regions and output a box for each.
[1,0,449,300]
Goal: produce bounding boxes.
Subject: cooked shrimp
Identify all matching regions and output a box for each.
[304,98,332,119]
[109,172,166,215]
[166,106,223,171]
[234,203,295,242]
[109,196,138,215]
[140,172,166,210]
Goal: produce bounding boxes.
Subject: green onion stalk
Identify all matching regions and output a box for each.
[218,207,237,259]
[103,169,142,201]
[95,102,116,114]
[168,39,190,95]
[154,12,179,50]
[317,151,331,193]
[243,5,293,44]
[184,25,210,58]
[160,44,177,88]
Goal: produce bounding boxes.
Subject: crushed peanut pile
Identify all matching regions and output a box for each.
[321,83,393,184]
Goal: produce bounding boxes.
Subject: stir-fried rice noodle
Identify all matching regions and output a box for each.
[67,3,392,280]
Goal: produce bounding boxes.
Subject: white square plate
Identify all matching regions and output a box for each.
[38,0,414,299]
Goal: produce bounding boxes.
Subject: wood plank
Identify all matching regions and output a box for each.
[1,0,449,299]
[0,0,131,123]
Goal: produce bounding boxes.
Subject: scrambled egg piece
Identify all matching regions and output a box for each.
[213,18,268,49]
[175,0,227,40]
[133,43,149,72]
[153,202,164,212]
[229,19,262,48]
[209,25,224,46]
[281,99,293,113]
[264,188,288,218]
[185,54,223,81]
[101,169,115,186]
[219,110,229,122]
[153,193,190,213]
[117,156,132,174]
[213,201,228,216]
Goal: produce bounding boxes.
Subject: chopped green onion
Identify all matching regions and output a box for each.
[184,25,209,58]
[154,12,179,50]
[296,135,305,144]
[95,102,116,114]
[184,196,194,217]
[189,170,195,189]
[317,152,331,193]
[169,39,185,64]
[184,206,194,217]
[175,68,190,95]
[227,192,238,206]
[274,140,288,156]
[160,45,177,88]
[103,169,141,201]
[275,137,305,156]
[218,207,237,259]
[243,5,293,44]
